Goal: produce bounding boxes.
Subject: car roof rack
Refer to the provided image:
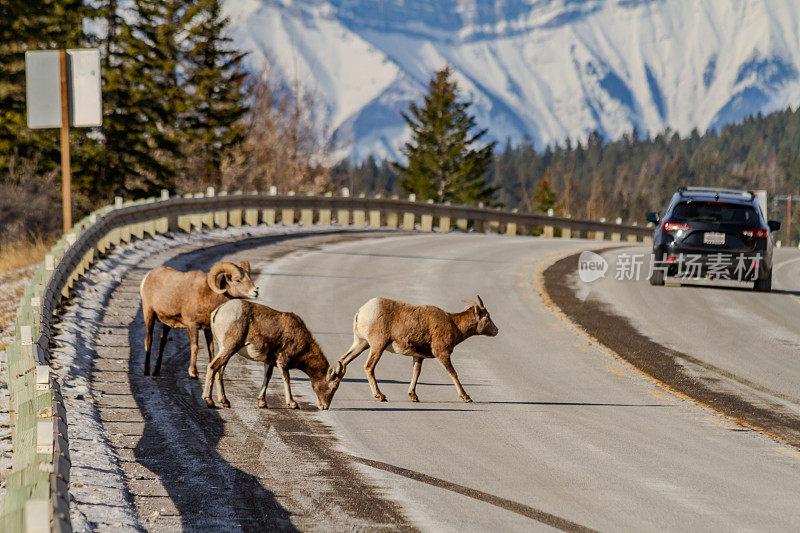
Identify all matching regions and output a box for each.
[678,186,755,200]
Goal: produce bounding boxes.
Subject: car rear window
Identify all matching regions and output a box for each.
[670,201,760,225]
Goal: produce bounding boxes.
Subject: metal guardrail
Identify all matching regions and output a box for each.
[0,189,654,532]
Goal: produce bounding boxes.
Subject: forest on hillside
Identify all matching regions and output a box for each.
[334,107,800,235]
[4,2,800,245]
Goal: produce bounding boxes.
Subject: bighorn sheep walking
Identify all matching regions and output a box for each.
[140,261,257,377]
[338,296,498,402]
[205,299,344,410]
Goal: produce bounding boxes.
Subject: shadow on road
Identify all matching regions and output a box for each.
[128,308,298,532]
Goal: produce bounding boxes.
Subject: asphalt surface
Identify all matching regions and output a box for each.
[254,233,800,531]
[80,230,800,531]
[584,246,800,416]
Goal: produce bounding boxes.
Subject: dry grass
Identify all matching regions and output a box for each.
[0,235,54,276]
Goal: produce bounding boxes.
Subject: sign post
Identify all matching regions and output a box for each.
[26,48,102,233]
[59,50,71,233]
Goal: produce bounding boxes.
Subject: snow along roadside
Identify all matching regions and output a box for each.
[48,224,338,531]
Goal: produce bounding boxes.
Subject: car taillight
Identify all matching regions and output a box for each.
[662,221,691,233]
[740,228,769,238]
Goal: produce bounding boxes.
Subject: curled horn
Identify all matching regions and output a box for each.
[461,299,478,308]
[207,262,240,294]
[477,295,485,308]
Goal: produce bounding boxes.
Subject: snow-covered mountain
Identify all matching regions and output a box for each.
[222,0,800,160]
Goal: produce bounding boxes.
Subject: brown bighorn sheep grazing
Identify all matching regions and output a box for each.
[140,261,258,377]
[204,299,344,410]
[338,296,498,402]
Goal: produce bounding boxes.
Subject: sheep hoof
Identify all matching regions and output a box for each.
[463,396,473,403]
[409,393,419,402]
[220,399,231,408]
[143,367,150,376]
[287,401,299,409]
[258,401,268,409]
[188,370,199,380]
[377,395,387,402]
[204,398,216,408]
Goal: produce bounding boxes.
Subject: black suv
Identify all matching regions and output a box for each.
[646,187,781,291]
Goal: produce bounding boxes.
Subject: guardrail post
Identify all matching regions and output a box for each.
[319,192,333,225]
[561,214,572,239]
[385,195,399,228]
[543,208,554,238]
[611,217,622,241]
[215,190,229,228]
[421,199,434,232]
[282,191,296,225]
[627,222,638,242]
[456,217,468,231]
[337,188,350,226]
[507,209,517,235]
[439,202,451,232]
[203,188,215,228]
[596,218,606,241]
[353,194,366,226]
[402,194,416,230]
[244,190,259,226]
[300,193,314,226]
[263,186,277,225]
[369,195,382,227]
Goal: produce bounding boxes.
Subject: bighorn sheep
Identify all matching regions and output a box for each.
[204,299,344,410]
[140,261,258,377]
[338,296,498,402]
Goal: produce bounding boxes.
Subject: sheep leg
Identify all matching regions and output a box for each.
[187,324,200,379]
[203,345,237,408]
[408,357,423,402]
[216,363,230,408]
[338,336,369,368]
[280,365,298,409]
[438,352,471,402]
[258,364,274,408]
[143,307,156,375]
[203,327,214,363]
[152,324,171,376]
[364,344,388,401]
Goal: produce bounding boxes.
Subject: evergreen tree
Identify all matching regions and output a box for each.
[394,66,497,205]
[93,0,172,199]
[532,169,558,212]
[182,0,248,183]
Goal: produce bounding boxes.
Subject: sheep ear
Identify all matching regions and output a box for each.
[238,261,251,274]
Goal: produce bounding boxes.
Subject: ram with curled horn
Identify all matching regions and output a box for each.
[338,295,498,403]
[140,260,258,377]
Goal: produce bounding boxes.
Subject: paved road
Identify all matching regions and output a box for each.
[252,233,800,531]
[73,230,800,531]
[587,246,800,413]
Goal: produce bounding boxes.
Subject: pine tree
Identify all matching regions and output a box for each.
[92,0,173,199]
[394,66,497,205]
[532,169,558,213]
[181,0,248,184]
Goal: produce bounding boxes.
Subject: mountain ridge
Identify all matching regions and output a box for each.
[223,0,800,160]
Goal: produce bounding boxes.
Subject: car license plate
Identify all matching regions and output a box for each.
[704,232,725,245]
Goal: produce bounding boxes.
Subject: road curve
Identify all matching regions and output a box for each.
[65,230,800,531]
[255,233,800,531]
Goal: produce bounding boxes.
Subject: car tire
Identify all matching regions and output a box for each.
[649,269,665,286]
[754,270,772,292]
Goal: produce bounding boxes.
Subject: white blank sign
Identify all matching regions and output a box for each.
[25,48,102,129]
